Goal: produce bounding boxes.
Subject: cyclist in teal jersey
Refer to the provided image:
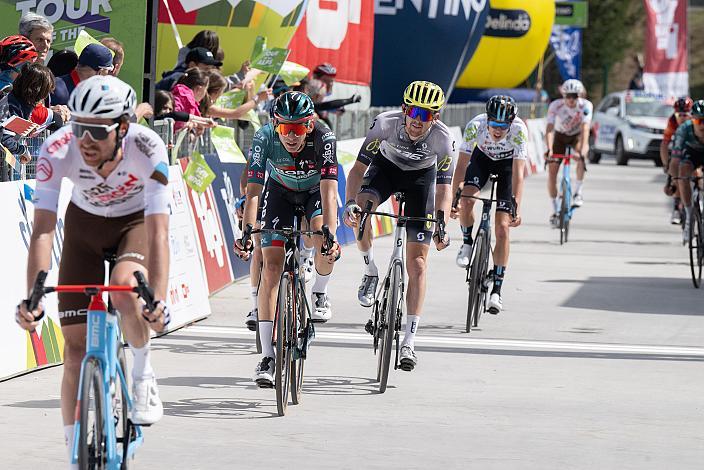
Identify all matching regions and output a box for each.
[674,100,704,241]
[234,92,341,387]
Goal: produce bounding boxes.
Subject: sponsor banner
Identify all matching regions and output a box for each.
[179,158,234,294]
[525,118,546,175]
[202,154,250,280]
[287,0,374,86]
[157,0,307,78]
[550,25,582,81]
[455,0,554,90]
[554,1,588,28]
[0,1,148,99]
[372,0,488,106]
[643,0,688,98]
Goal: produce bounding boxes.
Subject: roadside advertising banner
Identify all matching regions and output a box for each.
[0,1,148,99]
[550,25,582,81]
[287,0,374,86]
[643,0,689,98]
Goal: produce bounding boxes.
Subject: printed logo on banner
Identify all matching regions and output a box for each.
[376,0,488,19]
[483,8,531,38]
[646,0,679,60]
[550,25,582,80]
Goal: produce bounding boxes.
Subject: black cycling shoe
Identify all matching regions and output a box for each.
[364,319,374,336]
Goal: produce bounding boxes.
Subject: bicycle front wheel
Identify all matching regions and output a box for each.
[559,181,570,245]
[689,209,703,288]
[465,232,484,333]
[275,273,293,416]
[379,262,402,394]
[290,279,306,405]
[79,357,106,469]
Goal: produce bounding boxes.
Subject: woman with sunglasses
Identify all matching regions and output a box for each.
[673,100,704,242]
[451,95,526,315]
[16,76,171,465]
[545,79,593,225]
[234,91,341,387]
[661,97,693,225]
[343,80,454,371]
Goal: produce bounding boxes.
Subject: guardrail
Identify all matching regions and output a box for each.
[0,102,547,181]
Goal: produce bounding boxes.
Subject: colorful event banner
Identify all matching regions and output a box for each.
[643,0,688,98]
[550,25,582,80]
[287,0,374,86]
[0,1,148,99]
[372,0,489,106]
[157,0,308,77]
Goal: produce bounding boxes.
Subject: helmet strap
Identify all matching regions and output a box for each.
[97,118,128,171]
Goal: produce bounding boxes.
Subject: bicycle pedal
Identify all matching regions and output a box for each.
[310,318,327,324]
[256,379,274,389]
[364,319,375,335]
[399,359,415,372]
[488,307,499,315]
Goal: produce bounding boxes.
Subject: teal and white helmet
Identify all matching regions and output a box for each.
[273,91,315,123]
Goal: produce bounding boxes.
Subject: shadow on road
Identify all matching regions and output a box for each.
[162,397,278,419]
[545,277,702,315]
[302,376,384,396]
[153,336,258,356]
[4,398,61,409]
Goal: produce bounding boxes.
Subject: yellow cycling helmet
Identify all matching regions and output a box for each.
[403,81,446,111]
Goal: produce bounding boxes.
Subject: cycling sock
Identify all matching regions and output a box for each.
[361,249,378,276]
[250,286,258,311]
[575,180,584,195]
[312,270,330,295]
[492,266,506,295]
[64,424,78,470]
[461,226,473,245]
[130,342,154,381]
[685,205,693,221]
[258,321,275,358]
[552,198,559,213]
[403,315,420,347]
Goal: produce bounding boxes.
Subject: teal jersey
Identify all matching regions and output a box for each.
[247,121,338,191]
[672,120,704,158]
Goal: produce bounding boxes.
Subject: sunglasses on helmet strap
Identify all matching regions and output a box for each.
[71,121,120,141]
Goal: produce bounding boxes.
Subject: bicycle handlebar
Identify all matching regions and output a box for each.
[357,201,445,242]
[240,223,336,255]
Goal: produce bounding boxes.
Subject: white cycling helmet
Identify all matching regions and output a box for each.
[562,79,584,95]
[69,75,136,120]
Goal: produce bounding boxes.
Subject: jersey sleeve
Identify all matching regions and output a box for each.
[511,121,529,160]
[356,114,387,166]
[247,127,269,185]
[32,129,72,213]
[318,128,338,180]
[459,118,480,154]
[671,124,687,157]
[581,100,594,126]
[436,131,458,185]
[546,100,559,125]
[134,129,171,216]
[662,117,677,145]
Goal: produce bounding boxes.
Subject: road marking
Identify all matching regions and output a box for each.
[178,325,704,356]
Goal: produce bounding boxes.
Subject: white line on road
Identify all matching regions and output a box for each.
[177,325,704,357]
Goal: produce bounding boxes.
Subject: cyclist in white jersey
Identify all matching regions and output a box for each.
[452,95,526,314]
[15,76,170,469]
[545,79,593,223]
[344,81,454,371]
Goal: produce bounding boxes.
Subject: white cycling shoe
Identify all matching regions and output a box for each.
[399,344,417,371]
[254,356,275,388]
[487,293,503,315]
[245,308,257,331]
[311,293,332,323]
[131,376,163,425]
[456,244,471,268]
[573,193,584,207]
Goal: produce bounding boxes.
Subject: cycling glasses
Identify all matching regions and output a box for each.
[565,93,579,100]
[71,121,119,141]
[275,121,312,136]
[487,120,510,129]
[693,117,704,126]
[405,106,435,122]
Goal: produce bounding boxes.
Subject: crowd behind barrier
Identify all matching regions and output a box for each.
[2,103,548,182]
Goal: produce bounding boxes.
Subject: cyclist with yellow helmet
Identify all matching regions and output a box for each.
[344,80,455,370]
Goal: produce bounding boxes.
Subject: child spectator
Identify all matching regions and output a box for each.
[8,62,64,132]
[172,68,209,132]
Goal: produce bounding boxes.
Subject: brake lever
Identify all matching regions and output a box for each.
[26,270,48,321]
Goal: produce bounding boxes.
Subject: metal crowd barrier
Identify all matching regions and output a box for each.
[0,102,547,182]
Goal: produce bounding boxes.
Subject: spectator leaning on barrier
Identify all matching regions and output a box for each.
[18,12,52,64]
[8,62,65,132]
[50,43,113,105]
[100,37,124,77]
[202,69,269,121]
[156,47,222,92]
[172,67,210,132]
[174,29,219,70]
[155,88,214,132]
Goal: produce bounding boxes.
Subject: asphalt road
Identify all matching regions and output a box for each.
[2,155,703,469]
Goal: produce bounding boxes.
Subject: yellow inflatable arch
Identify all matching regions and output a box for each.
[457,0,555,89]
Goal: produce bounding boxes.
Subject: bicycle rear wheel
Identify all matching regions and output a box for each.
[79,357,106,469]
[379,262,402,394]
[465,232,484,333]
[689,208,703,288]
[290,279,306,405]
[275,273,293,416]
[559,180,570,244]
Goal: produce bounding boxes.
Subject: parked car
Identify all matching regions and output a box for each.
[589,91,669,166]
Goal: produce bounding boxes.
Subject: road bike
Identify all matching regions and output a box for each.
[26,270,157,469]
[548,149,581,244]
[357,194,445,393]
[241,210,332,415]
[675,175,704,287]
[453,176,515,333]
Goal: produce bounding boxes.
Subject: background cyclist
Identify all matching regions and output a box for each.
[661,97,693,225]
[674,100,704,241]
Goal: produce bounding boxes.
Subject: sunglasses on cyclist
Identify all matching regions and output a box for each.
[693,117,704,126]
[405,105,435,122]
[565,93,578,100]
[71,121,120,141]
[275,121,312,136]
[487,120,510,129]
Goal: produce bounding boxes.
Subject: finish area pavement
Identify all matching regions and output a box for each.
[2,157,703,469]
